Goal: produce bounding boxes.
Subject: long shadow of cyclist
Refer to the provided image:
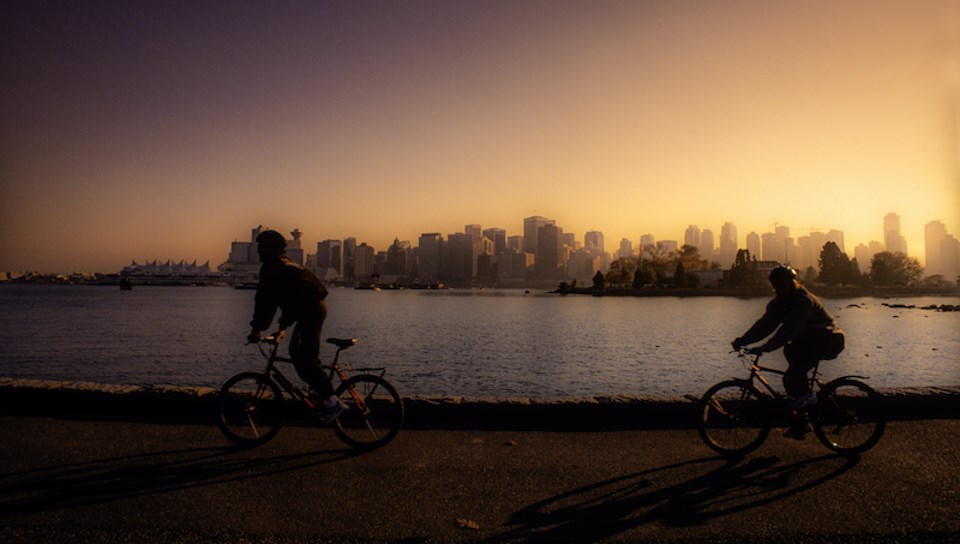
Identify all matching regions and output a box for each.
[0,443,360,517]
[486,454,859,543]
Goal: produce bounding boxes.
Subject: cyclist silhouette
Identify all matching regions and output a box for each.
[731,265,846,438]
[247,229,344,424]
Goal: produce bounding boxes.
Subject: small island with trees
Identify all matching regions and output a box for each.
[555,242,960,302]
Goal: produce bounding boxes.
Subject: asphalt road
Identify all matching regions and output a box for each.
[1,416,958,544]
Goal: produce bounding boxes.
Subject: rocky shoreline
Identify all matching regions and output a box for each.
[2,377,957,431]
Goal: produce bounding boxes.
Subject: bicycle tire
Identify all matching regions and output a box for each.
[218,372,284,447]
[697,380,771,456]
[812,378,886,455]
[332,374,403,450]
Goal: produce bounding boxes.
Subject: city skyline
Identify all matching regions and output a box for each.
[2,1,958,274]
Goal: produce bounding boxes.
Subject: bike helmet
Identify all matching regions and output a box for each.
[768,265,798,283]
[255,230,287,254]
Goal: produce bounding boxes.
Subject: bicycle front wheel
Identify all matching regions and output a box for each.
[812,378,886,455]
[698,380,771,456]
[218,372,284,447]
[332,374,403,450]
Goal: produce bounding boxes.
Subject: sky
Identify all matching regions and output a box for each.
[2,0,958,274]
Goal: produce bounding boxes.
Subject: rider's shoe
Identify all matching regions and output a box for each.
[782,423,812,440]
[318,400,347,425]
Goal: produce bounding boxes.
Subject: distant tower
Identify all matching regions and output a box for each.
[701,229,716,261]
[746,232,760,260]
[287,228,305,265]
[720,222,738,268]
[884,213,907,254]
[684,225,701,249]
[584,231,605,252]
[925,221,948,275]
[523,216,553,255]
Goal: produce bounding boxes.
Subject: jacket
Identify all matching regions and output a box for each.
[250,256,328,331]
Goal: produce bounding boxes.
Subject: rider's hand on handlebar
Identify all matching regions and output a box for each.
[746,346,764,356]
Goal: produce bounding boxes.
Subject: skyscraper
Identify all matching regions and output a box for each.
[535,223,563,280]
[746,232,760,260]
[884,212,907,254]
[584,231,604,252]
[701,229,715,261]
[925,220,948,276]
[417,233,443,281]
[719,222,738,268]
[315,239,343,279]
[483,227,507,256]
[684,225,701,249]
[523,216,553,255]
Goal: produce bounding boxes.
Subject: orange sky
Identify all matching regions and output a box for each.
[1,0,958,273]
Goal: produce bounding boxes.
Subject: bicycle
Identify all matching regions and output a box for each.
[217,334,403,450]
[697,349,886,457]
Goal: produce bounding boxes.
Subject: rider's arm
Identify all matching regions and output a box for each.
[734,299,781,348]
[755,294,814,352]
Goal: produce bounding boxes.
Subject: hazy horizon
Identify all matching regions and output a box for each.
[3,1,958,274]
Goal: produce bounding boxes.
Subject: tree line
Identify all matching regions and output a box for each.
[590,242,953,290]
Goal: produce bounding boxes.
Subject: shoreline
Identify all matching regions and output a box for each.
[3,377,957,430]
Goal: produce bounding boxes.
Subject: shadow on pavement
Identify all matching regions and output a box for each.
[488,454,859,543]
[0,444,358,517]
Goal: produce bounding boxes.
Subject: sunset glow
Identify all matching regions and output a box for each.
[1,0,958,273]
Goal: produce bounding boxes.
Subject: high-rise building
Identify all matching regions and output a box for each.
[701,229,716,261]
[925,221,948,276]
[585,231,604,252]
[465,224,482,240]
[523,216,553,254]
[482,228,507,256]
[342,237,357,279]
[444,232,479,282]
[507,235,524,252]
[746,232,760,260]
[315,239,343,279]
[719,222,738,268]
[639,234,655,250]
[941,235,960,283]
[417,233,443,281]
[535,223,564,280]
[354,243,375,279]
[884,212,907,254]
[618,238,634,259]
[684,225,701,249]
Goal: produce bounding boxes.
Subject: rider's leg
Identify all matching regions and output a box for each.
[289,301,335,399]
[782,343,819,437]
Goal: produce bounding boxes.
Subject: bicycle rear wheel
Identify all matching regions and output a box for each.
[332,374,403,450]
[812,378,886,455]
[218,372,284,447]
[698,380,771,456]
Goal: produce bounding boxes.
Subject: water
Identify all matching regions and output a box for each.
[1,285,957,398]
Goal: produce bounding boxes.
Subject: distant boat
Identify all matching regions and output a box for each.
[233,283,258,290]
[120,278,133,291]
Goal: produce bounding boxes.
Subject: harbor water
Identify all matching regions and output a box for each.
[1,285,957,398]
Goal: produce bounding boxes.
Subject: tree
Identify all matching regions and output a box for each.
[870,251,923,286]
[605,258,635,287]
[818,241,857,287]
[592,270,605,290]
[727,249,764,287]
[674,261,688,287]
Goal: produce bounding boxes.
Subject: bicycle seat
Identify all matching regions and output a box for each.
[326,338,357,349]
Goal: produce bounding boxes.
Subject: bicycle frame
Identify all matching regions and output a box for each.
[734,351,871,401]
[252,336,388,413]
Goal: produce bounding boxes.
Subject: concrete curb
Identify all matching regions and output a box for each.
[1,378,958,430]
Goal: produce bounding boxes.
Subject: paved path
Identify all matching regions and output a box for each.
[1,417,958,543]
